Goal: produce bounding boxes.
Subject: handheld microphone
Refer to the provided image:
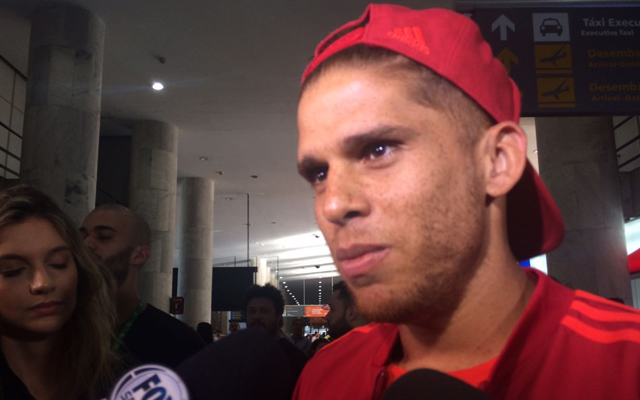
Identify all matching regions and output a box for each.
[109,364,189,400]
[381,369,495,400]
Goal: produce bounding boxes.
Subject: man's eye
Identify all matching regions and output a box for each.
[314,168,327,183]
[365,143,394,159]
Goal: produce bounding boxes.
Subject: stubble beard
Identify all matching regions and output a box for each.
[104,247,134,286]
[351,167,486,327]
[329,316,351,340]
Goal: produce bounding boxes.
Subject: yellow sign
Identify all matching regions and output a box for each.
[537,78,576,108]
[497,48,519,74]
[535,44,572,74]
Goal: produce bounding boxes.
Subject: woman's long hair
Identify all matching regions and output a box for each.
[0,185,120,400]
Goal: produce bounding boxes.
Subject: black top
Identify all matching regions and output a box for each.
[177,329,293,400]
[121,304,206,369]
[0,353,100,400]
[0,352,34,400]
[277,337,308,396]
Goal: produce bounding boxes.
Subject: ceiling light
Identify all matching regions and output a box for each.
[152,82,164,91]
[533,149,539,154]
[199,156,209,161]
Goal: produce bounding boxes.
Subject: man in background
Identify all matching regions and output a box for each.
[81,204,205,368]
[326,281,368,340]
[244,284,307,395]
[291,317,311,352]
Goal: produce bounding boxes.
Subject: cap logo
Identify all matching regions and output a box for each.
[387,27,430,55]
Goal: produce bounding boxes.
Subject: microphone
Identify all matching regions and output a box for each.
[381,369,495,400]
[109,364,189,400]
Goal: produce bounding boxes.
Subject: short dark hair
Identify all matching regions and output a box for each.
[92,203,151,247]
[301,44,494,146]
[332,280,355,309]
[243,284,285,316]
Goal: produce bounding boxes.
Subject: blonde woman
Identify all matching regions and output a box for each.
[0,185,119,400]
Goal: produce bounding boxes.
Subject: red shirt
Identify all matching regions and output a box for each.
[293,269,640,400]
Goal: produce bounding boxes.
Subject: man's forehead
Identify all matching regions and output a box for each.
[83,209,129,229]
[247,297,274,307]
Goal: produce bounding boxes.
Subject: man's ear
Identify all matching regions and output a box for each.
[130,245,151,267]
[345,306,357,324]
[482,121,527,198]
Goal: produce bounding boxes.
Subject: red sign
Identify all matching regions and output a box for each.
[170,297,184,315]
[305,305,330,317]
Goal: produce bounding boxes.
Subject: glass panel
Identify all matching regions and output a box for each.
[5,171,18,180]
[0,62,13,103]
[10,107,23,135]
[6,155,19,175]
[0,126,8,150]
[8,133,21,157]
[0,98,10,126]
[13,76,26,112]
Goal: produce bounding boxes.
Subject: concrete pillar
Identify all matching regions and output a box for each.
[20,4,104,225]
[177,178,214,327]
[130,121,178,313]
[536,116,631,304]
[256,257,271,286]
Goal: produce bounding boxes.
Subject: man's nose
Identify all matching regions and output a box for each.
[83,236,97,252]
[319,167,370,226]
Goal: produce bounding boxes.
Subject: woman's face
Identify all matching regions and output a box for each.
[0,217,78,339]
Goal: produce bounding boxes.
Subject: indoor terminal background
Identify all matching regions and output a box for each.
[0,0,639,330]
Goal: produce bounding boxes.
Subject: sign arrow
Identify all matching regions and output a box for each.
[492,14,515,41]
[497,48,519,74]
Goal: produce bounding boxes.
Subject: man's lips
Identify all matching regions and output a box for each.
[335,245,389,279]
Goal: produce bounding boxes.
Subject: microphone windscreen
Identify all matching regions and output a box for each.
[177,329,291,400]
[109,364,189,400]
[381,368,495,400]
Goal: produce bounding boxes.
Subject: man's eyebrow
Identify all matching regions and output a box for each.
[298,125,410,178]
[340,124,404,152]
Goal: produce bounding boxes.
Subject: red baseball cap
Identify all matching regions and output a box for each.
[301,4,564,261]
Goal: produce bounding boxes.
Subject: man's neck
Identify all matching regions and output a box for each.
[396,259,535,373]
[116,288,144,325]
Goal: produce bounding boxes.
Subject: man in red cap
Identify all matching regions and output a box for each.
[294,4,640,400]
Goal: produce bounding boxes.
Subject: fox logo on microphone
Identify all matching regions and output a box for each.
[110,365,189,400]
